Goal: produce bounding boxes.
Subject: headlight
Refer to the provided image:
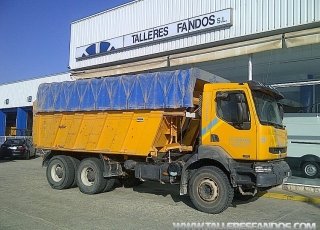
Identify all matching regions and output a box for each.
[255,166,272,173]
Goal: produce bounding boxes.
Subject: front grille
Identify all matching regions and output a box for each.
[269,147,287,154]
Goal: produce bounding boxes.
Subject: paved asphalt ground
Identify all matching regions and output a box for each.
[0,156,319,230]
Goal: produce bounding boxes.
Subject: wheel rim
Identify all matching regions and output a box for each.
[305,164,317,177]
[81,166,96,186]
[51,163,64,182]
[198,178,218,202]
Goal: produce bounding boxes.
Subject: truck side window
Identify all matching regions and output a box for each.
[216,91,250,129]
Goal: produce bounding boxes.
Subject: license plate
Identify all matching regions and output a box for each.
[8,147,17,150]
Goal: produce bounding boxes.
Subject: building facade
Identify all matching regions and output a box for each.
[69,0,320,111]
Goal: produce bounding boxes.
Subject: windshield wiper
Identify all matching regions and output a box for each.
[260,121,285,129]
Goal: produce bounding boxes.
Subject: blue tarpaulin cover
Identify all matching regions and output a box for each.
[35,68,220,112]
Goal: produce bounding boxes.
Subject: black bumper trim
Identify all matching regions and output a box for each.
[256,160,291,187]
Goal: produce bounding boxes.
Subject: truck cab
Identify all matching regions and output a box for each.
[177,81,291,213]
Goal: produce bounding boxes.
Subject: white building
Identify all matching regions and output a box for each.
[0,73,73,139]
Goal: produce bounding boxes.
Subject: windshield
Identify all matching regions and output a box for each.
[252,91,284,128]
[4,139,25,145]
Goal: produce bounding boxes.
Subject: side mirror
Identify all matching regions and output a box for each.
[277,103,284,120]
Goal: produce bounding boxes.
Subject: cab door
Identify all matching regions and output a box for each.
[210,89,257,160]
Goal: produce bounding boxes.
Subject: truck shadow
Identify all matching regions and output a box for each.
[117,180,263,210]
[117,180,195,207]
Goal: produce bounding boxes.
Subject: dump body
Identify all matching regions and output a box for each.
[33,68,226,156]
[34,110,200,157]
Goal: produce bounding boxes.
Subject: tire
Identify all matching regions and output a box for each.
[301,161,320,179]
[76,158,107,195]
[102,178,116,192]
[68,156,80,188]
[46,155,75,189]
[25,151,30,160]
[189,166,234,214]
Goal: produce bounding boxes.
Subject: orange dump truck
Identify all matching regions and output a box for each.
[33,68,291,214]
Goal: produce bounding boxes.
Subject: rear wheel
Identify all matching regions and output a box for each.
[76,158,107,194]
[189,166,234,214]
[301,161,320,179]
[102,178,116,192]
[68,156,80,188]
[46,155,75,189]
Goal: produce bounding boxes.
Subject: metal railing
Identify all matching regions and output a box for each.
[298,103,320,113]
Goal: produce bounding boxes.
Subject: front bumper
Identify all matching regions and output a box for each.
[255,160,291,187]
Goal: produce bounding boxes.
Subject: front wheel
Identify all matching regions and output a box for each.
[189,166,234,214]
[76,158,108,195]
[301,161,320,179]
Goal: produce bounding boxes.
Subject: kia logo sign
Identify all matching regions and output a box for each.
[76,37,123,58]
[76,41,117,58]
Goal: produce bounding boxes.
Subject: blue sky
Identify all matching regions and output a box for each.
[0,0,131,85]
